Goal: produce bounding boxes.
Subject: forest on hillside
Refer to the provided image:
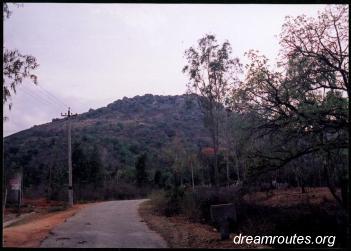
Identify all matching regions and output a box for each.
[4,94,211,199]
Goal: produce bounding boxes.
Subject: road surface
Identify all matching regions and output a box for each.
[40,199,167,248]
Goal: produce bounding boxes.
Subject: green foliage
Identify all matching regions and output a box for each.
[150,186,186,217]
[4,94,211,197]
[119,168,136,183]
[183,34,243,186]
[135,153,148,187]
[72,142,89,184]
[116,122,124,130]
[88,146,105,188]
[153,170,162,188]
[150,186,240,221]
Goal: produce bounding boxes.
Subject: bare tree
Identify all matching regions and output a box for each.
[231,5,349,208]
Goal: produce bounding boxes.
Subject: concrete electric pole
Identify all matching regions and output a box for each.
[61,107,77,207]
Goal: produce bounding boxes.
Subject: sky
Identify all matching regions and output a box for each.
[3,3,328,137]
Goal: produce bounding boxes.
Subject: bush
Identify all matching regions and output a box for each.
[181,186,241,222]
[164,186,185,216]
[149,186,186,216]
[180,191,201,220]
[150,185,241,222]
[103,182,148,200]
[149,190,168,215]
[75,182,150,202]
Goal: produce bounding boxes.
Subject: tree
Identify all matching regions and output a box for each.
[88,146,105,188]
[153,170,162,188]
[135,153,148,187]
[231,5,349,208]
[226,111,255,183]
[280,5,349,98]
[72,143,86,182]
[3,3,39,118]
[186,152,199,191]
[183,34,242,186]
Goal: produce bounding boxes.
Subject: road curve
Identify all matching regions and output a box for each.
[40,199,167,248]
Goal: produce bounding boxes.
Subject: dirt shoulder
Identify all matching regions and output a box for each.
[139,200,263,248]
[243,187,338,207]
[3,203,91,247]
[138,187,339,248]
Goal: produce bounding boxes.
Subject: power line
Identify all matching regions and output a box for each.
[37,84,69,109]
[21,86,56,107]
[31,85,67,110]
[20,86,63,112]
[21,85,64,111]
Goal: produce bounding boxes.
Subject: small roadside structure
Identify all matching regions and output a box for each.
[210,203,236,240]
[7,172,22,208]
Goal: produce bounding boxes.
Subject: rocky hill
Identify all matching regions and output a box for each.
[4,94,211,190]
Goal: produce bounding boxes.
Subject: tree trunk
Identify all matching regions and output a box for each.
[324,150,346,210]
[226,158,229,188]
[340,178,348,209]
[214,148,219,186]
[116,170,119,185]
[235,151,241,182]
[301,179,306,194]
[209,104,220,187]
[191,161,195,191]
[294,166,300,188]
[201,164,206,186]
[3,188,7,217]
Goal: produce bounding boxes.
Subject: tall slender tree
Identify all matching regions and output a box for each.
[183,34,242,186]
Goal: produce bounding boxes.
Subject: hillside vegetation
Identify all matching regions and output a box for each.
[4,94,210,200]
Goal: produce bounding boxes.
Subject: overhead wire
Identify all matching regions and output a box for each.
[11,80,81,124]
[36,84,69,109]
[5,83,75,136]
[33,85,67,110]
[35,83,82,114]
[20,85,63,113]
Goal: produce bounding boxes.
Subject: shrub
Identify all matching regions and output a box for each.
[181,186,241,222]
[149,190,168,215]
[150,185,241,222]
[164,186,185,216]
[180,191,201,220]
[75,182,150,202]
[103,182,148,200]
[149,186,186,216]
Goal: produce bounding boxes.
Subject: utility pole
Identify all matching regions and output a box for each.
[61,107,77,207]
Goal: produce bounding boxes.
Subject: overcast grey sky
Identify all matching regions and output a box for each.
[3,3,327,137]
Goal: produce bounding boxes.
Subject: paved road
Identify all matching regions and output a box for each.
[40,199,167,248]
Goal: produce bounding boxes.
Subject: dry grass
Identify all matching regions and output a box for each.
[140,187,344,248]
[243,187,338,207]
[3,201,93,248]
[139,200,265,248]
